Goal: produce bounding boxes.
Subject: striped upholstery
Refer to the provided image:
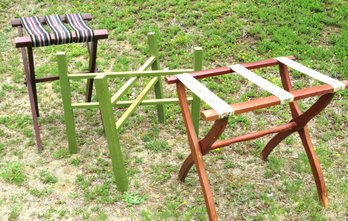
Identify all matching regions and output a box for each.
[20,16,51,47]
[45,15,73,45]
[66,13,94,43]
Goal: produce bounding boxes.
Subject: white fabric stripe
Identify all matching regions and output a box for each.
[176,73,234,117]
[276,57,345,92]
[229,64,294,104]
[21,17,37,46]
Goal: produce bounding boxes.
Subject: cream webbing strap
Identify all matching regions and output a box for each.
[176,73,234,118]
[276,57,345,92]
[229,64,294,104]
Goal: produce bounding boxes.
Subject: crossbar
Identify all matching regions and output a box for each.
[165,56,296,84]
[71,97,194,109]
[116,77,159,129]
[110,56,156,104]
[201,80,348,121]
[67,69,194,80]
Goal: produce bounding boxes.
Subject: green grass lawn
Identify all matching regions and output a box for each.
[0,0,347,220]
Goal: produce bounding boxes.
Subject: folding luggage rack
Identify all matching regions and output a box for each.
[166,56,347,220]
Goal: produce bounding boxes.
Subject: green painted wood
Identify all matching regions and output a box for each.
[72,102,99,109]
[191,47,203,135]
[72,97,194,109]
[57,52,78,154]
[111,77,138,104]
[94,74,128,192]
[67,69,194,80]
[110,56,156,105]
[148,32,165,123]
[116,77,158,129]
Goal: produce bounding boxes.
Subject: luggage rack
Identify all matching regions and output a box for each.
[166,56,347,221]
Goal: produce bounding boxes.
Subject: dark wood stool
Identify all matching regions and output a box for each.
[11,13,108,150]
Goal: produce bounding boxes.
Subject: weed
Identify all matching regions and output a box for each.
[39,170,58,184]
[0,162,25,186]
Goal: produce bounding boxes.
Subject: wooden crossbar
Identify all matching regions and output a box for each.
[71,97,194,109]
[116,77,159,129]
[201,80,348,121]
[67,69,194,80]
[166,56,296,83]
[110,56,155,104]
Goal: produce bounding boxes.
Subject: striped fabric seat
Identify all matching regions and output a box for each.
[45,15,73,45]
[20,16,51,47]
[20,13,94,47]
[66,13,94,43]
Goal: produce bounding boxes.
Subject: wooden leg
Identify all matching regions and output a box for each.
[22,46,42,150]
[262,64,333,207]
[298,127,329,207]
[179,118,228,182]
[86,40,98,102]
[177,82,219,221]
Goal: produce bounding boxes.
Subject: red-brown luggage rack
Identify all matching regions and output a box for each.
[166,56,347,220]
[11,14,108,150]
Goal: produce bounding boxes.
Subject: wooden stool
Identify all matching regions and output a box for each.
[11,13,108,150]
[166,56,347,220]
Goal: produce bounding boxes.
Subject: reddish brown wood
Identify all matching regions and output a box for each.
[177,82,218,221]
[85,39,98,102]
[261,64,330,207]
[201,80,348,121]
[34,76,60,83]
[166,56,296,84]
[11,13,92,27]
[212,122,296,150]
[261,93,334,159]
[15,29,108,48]
[178,118,228,182]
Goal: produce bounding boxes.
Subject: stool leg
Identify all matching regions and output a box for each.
[86,40,98,102]
[27,46,39,117]
[22,46,42,150]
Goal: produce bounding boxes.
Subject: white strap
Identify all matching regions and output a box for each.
[276,57,345,92]
[229,64,294,104]
[176,73,234,118]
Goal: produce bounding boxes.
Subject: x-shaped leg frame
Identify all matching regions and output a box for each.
[176,72,335,220]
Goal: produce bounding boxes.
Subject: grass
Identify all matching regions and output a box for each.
[0,162,26,186]
[0,0,347,220]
